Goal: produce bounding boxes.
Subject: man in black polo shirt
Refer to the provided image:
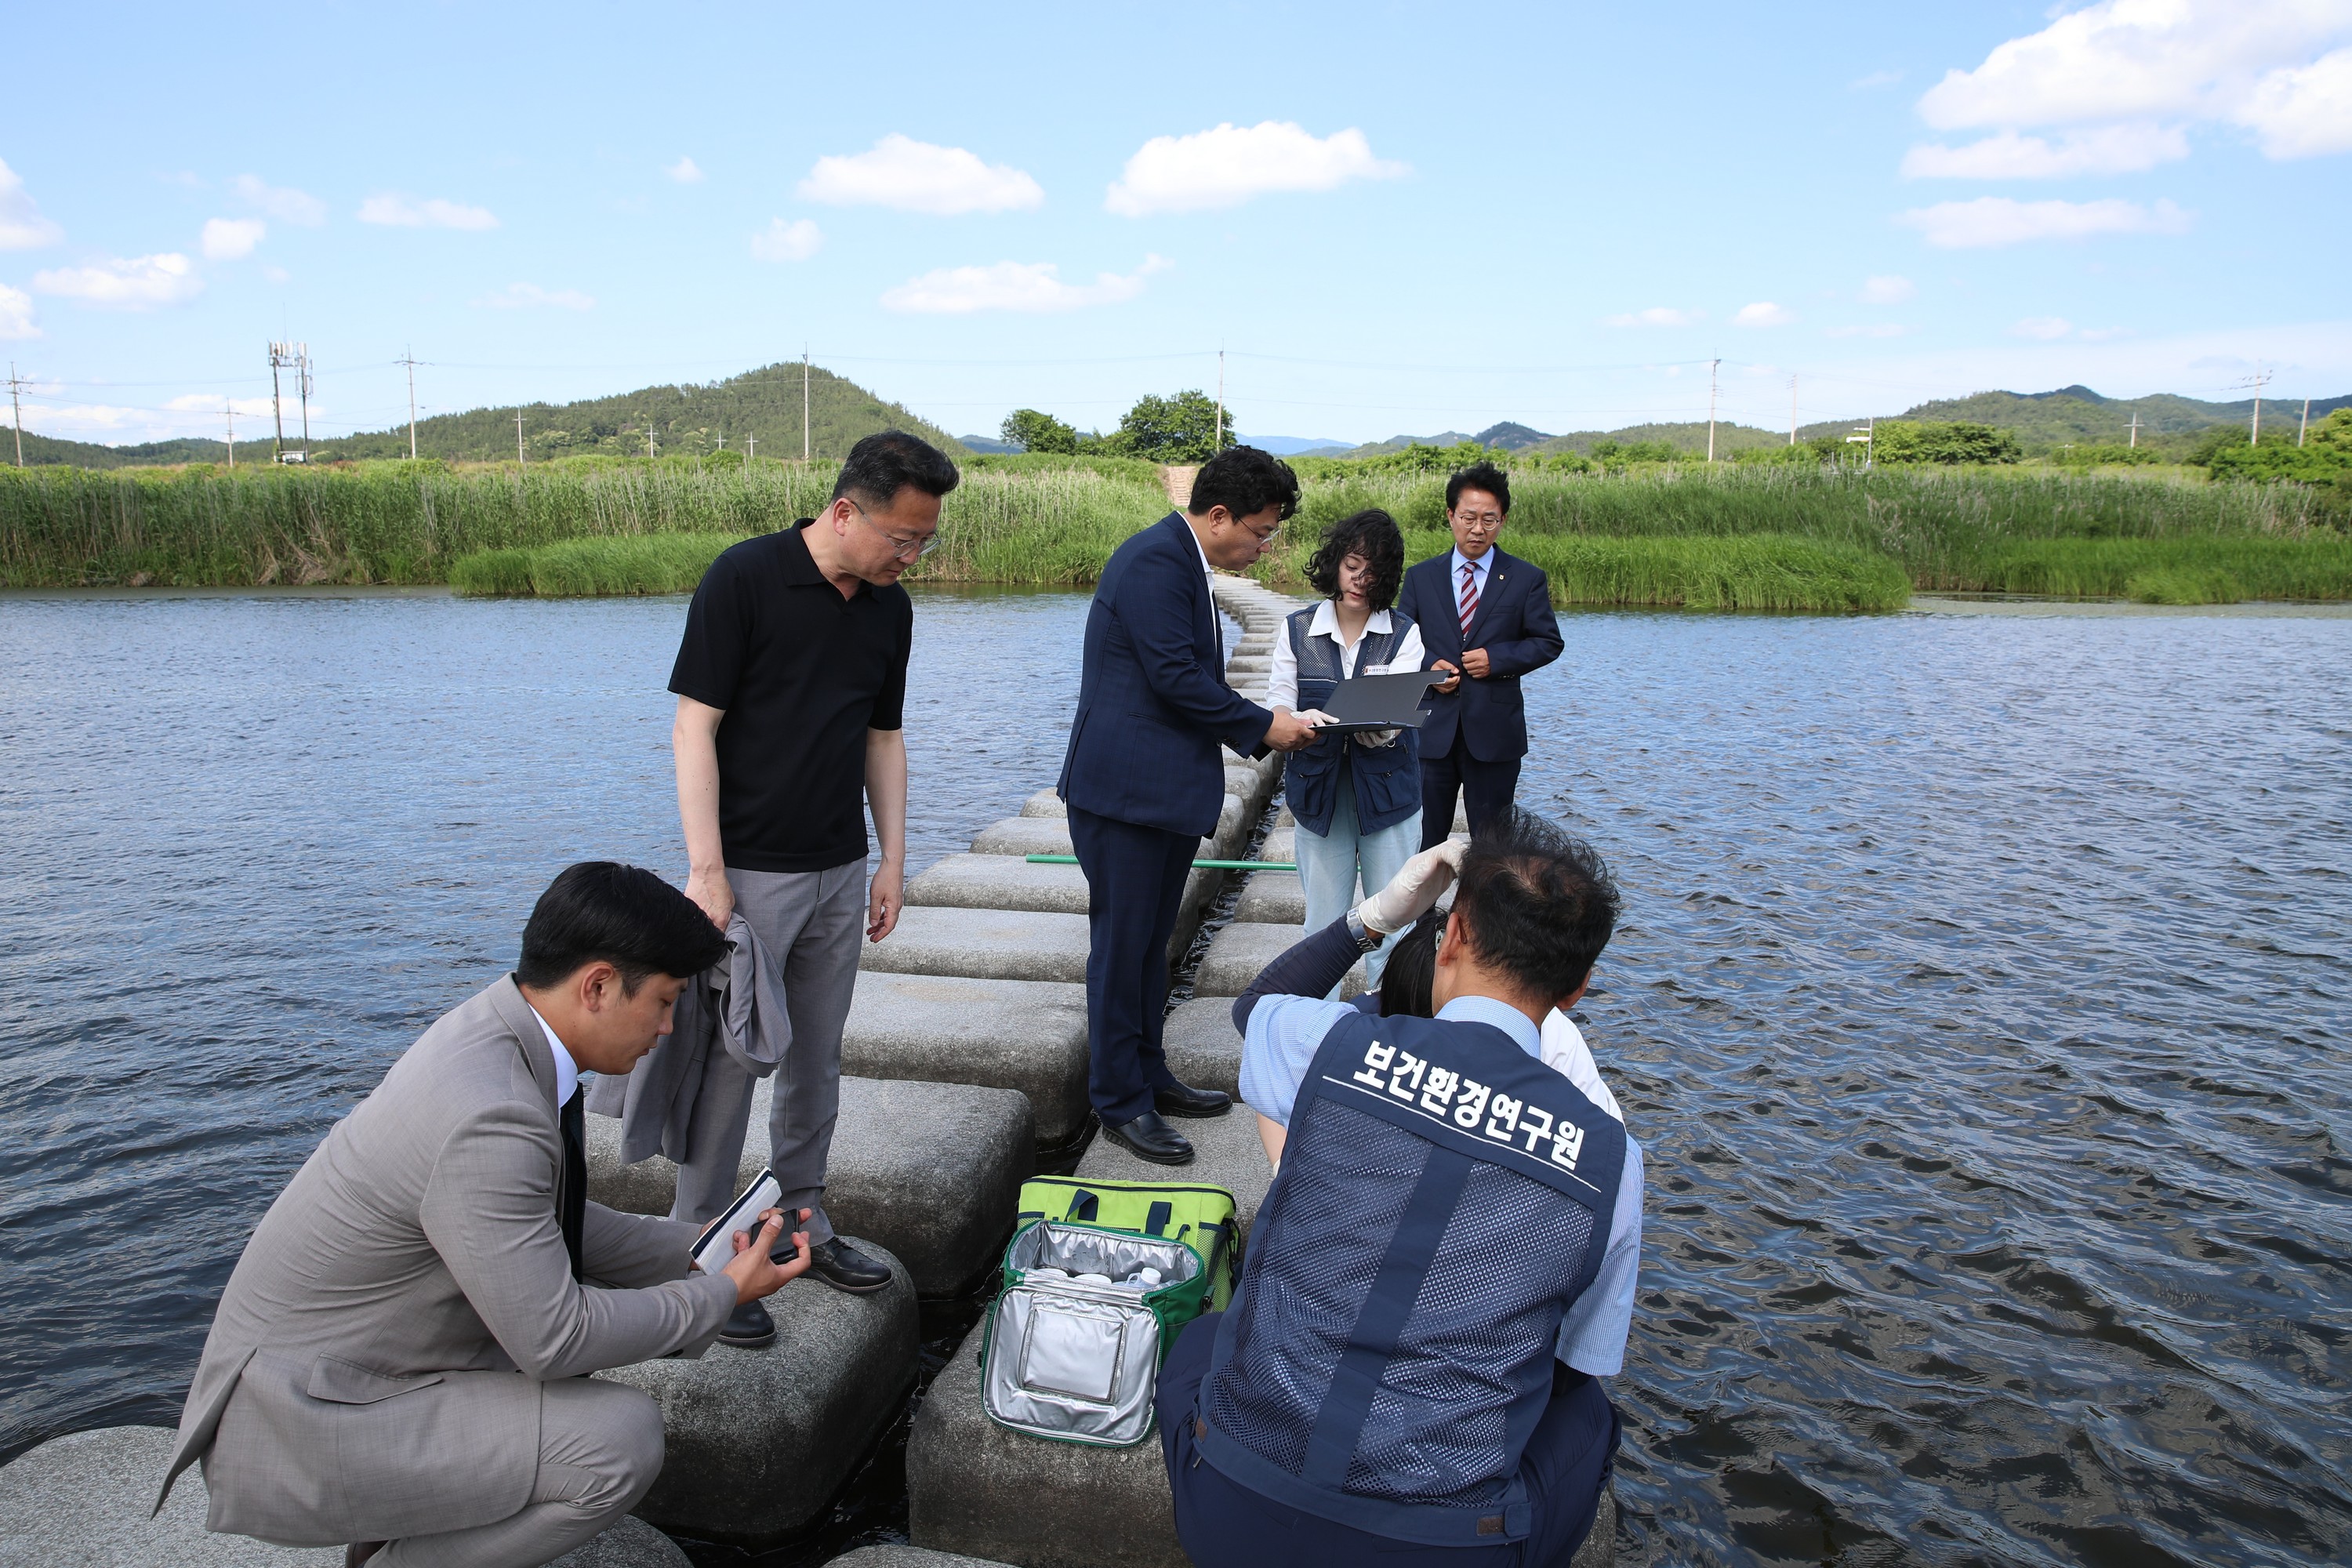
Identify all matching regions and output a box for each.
[666,430,956,1343]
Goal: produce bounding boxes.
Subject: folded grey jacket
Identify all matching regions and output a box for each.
[583,911,789,1166]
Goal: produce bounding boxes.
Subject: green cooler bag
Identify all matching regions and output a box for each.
[1013,1176,1240,1313]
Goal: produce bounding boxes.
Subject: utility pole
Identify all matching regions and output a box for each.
[297,344,312,461]
[1214,347,1225,452]
[1706,357,1721,463]
[267,340,303,462]
[2240,367,2272,445]
[7,361,24,467]
[746,434,755,469]
[1788,373,1798,446]
[2299,397,2311,448]
[516,408,526,466]
[224,399,235,470]
[802,346,811,462]
[2126,412,2143,449]
[398,347,421,459]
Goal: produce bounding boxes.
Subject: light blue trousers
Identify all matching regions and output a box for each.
[1294,781,1422,993]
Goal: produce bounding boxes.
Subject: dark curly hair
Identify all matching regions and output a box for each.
[1304,507,1405,610]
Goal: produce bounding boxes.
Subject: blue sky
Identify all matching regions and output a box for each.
[5,1,2349,448]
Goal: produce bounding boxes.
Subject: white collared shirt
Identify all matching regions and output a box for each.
[1267,601,1428,712]
[1184,513,1213,581]
[525,1004,582,1107]
[1449,546,1494,618]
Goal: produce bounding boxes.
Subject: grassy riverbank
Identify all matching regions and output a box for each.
[5,456,2346,609]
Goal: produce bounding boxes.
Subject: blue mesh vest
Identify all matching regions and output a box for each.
[1194,1008,1626,1545]
[1280,608,1422,838]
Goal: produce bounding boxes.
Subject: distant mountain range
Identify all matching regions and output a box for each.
[20,376,2349,471]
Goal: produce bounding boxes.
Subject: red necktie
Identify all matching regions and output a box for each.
[1457,561,1479,637]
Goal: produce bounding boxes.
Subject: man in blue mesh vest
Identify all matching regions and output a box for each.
[1159,811,1642,1565]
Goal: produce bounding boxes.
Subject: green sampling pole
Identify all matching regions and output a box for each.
[1025,854,1298,872]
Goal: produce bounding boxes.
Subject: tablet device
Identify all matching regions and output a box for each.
[1311,670,1449,735]
[691,1169,784,1278]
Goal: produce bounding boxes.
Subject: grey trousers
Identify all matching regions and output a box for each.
[668,860,866,1246]
[376,1377,662,1567]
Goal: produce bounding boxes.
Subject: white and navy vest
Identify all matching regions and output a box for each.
[1194,1008,1625,1545]
[1280,608,1421,837]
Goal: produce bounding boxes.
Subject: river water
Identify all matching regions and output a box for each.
[0,589,2344,1566]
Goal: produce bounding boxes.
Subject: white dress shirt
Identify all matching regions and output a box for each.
[1449,547,1494,625]
[525,1004,582,1106]
[1268,601,1428,713]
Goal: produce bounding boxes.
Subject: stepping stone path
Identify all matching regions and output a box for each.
[0,1425,691,1566]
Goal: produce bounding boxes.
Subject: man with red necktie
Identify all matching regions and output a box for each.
[1396,460,1564,849]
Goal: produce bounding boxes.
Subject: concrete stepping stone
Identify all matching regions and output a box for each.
[1078,1090,1276,1243]
[908,852,1091,915]
[589,1075,1033,1296]
[0,1426,688,1566]
[601,1250,918,1546]
[844,970,1091,1145]
[906,1319,1186,1568]
[1019,788,1065,818]
[1232,867,1305,924]
[1160,995,1244,1101]
[971,808,1243,863]
[862,906,1094,984]
[1261,823,1294,861]
[1192,919,1363,1000]
[829,1548,1015,1568]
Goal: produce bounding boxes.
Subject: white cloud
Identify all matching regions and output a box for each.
[1734,301,1796,328]
[1860,274,1916,303]
[0,158,63,249]
[165,393,304,421]
[1898,195,2192,247]
[880,255,1171,314]
[1105,121,1406,216]
[473,282,593,310]
[799,135,1043,215]
[1916,1,2352,161]
[2236,45,2352,155]
[0,283,37,339]
[2011,315,2075,339]
[358,194,498,230]
[1602,306,1703,328]
[233,175,326,226]
[201,217,266,260]
[23,401,144,432]
[32,252,202,308]
[1900,122,2190,177]
[750,217,823,262]
[665,155,706,184]
[1827,323,1911,338]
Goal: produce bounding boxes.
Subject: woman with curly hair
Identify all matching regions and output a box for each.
[1266,507,1427,989]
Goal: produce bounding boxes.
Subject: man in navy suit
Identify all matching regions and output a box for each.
[1058,447,1321,1164]
[1397,460,1564,849]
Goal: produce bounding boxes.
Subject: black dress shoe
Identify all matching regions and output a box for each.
[1103,1109,1196,1165]
[717,1298,775,1348]
[1154,1080,1232,1118]
[789,1236,894,1294]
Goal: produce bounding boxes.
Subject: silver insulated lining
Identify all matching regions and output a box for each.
[982,1222,1202,1447]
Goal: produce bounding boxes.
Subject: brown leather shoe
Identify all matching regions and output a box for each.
[346,1544,386,1566]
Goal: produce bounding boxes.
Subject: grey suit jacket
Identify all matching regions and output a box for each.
[158,975,739,1547]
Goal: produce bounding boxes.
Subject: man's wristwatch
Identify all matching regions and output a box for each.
[1345,908,1386,953]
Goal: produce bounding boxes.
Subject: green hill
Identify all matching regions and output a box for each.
[8,361,965,470]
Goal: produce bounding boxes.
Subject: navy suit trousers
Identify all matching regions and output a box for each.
[1160,1312,1619,1566]
[1419,736,1524,849]
[1069,805,1196,1123]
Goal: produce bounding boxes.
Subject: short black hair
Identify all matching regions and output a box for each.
[1377,908,1445,1019]
[1446,460,1512,517]
[516,862,728,993]
[832,430,960,511]
[1453,811,1617,1001]
[1188,445,1300,524]
[1305,508,1405,610]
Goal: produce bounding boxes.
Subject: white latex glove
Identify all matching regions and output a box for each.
[1358,838,1468,936]
[1293,709,1337,728]
[1351,728,1401,749]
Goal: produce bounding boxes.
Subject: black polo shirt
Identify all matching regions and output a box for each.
[670,522,912,873]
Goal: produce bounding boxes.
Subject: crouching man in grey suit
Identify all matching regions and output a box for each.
[156,862,815,1567]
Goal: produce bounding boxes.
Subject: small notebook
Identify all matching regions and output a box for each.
[690,1169,784,1278]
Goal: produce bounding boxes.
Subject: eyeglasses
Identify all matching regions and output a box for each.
[848,500,942,560]
[1452,514,1502,533]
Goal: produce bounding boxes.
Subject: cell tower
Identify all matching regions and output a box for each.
[268,341,313,463]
